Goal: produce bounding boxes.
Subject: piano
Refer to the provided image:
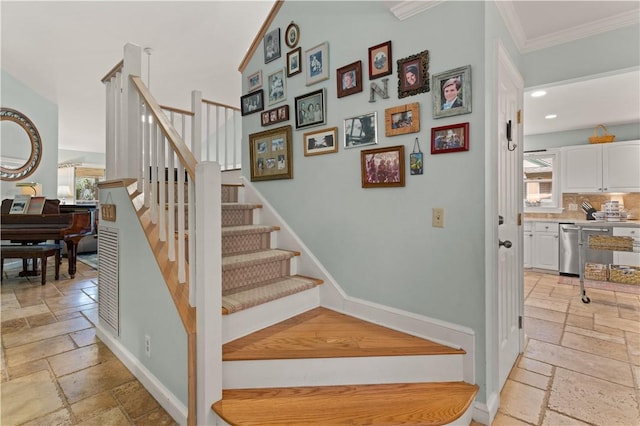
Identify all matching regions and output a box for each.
[1,199,94,278]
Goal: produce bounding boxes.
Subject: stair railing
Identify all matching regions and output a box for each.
[102,43,223,426]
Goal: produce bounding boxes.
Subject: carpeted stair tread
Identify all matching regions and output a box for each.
[222,202,262,210]
[222,224,278,235]
[222,249,296,271]
[222,275,321,314]
[212,381,478,426]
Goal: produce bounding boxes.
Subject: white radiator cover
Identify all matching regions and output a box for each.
[98,226,119,335]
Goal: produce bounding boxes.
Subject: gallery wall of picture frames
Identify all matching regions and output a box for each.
[242,20,472,184]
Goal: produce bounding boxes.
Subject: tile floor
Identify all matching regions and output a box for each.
[1,258,177,425]
[2,260,638,425]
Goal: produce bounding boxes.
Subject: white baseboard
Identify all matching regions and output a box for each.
[95,324,188,425]
[473,390,498,425]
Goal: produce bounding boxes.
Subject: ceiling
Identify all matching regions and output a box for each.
[1,1,639,155]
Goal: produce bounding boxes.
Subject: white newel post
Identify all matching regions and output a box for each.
[122,43,142,181]
[104,75,117,180]
[192,91,203,162]
[195,161,222,425]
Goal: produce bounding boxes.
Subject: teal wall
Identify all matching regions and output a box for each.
[1,69,58,199]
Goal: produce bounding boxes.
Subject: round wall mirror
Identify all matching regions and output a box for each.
[1,108,42,181]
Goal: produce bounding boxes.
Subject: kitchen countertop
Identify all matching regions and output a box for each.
[524,218,640,228]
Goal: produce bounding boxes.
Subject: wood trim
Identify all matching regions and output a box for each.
[101,60,124,83]
[161,105,195,117]
[202,98,240,112]
[238,1,284,73]
[98,178,137,189]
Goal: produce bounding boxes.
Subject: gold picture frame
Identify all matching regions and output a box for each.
[249,125,293,181]
[385,102,420,137]
[303,127,338,156]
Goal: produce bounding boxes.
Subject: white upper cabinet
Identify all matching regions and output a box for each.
[562,140,640,193]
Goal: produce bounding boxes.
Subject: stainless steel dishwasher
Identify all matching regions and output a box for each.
[559,223,613,277]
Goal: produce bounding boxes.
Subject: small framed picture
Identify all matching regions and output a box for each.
[368,40,392,80]
[240,90,264,116]
[261,105,289,127]
[305,42,329,86]
[361,145,405,188]
[285,22,300,48]
[385,102,420,137]
[247,70,262,92]
[287,47,302,77]
[294,88,326,129]
[432,65,472,118]
[344,112,378,149]
[303,127,338,156]
[267,68,286,106]
[336,61,363,98]
[397,50,430,98]
[249,125,293,181]
[264,28,281,64]
[431,122,469,154]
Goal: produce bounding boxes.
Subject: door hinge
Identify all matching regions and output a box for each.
[518,213,522,226]
[518,316,523,329]
[517,110,522,124]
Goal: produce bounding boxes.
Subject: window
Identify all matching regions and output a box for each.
[523,150,562,212]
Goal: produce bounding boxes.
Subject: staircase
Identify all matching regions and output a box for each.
[212,183,478,425]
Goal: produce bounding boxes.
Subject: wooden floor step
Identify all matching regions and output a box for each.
[212,381,478,426]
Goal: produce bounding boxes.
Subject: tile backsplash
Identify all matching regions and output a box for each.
[525,193,640,221]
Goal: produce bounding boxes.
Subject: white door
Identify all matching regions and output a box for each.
[497,45,524,390]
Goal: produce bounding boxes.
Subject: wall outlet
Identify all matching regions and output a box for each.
[568,203,578,211]
[432,208,445,228]
[144,334,151,358]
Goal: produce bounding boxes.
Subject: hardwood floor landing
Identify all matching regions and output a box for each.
[223,307,465,361]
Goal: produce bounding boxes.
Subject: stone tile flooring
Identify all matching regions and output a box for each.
[494,271,640,425]
[1,259,176,425]
[3,260,638,425]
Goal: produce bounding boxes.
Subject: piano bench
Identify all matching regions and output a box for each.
[1,244,61,285]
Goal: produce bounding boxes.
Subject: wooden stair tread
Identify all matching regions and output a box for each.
[213,381,478,426]
[223,307,464,361]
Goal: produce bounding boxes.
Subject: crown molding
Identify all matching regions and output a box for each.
[388,0,444,21]
[494,1,527,52]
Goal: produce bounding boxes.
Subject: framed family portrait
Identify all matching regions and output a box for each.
[264,28,281,64]
[337,61,363,98]
[247,70,262,92]
[431,122,469,154]
[368,40,392,80]
[385,102,420,137]
[361,145,405,188]
[240,90,264,116]
[249,125,293,181]
[305,42,329,86]
[261,105,289,127]
[397,50,430,99]
[267,68,286,106]
[285,22,300,48]
[344,111,378,149]
[287,47,302,77]
[432,65,472,118]
[303,127,338,156]
[294,88,326,129]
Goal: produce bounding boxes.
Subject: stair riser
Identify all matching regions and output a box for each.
[222,186,239,203]
[222,233,271,255]
[222,209,253,227]
[223,354,464,389]
[223,259,291,291]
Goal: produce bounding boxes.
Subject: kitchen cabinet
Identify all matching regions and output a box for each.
[613,227,640,267]
[523,222,534,268]
[534,222,559,271]
[562,140,640,193]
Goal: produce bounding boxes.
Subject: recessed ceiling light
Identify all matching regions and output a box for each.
[545,114,557,119]
[531,90,547,98]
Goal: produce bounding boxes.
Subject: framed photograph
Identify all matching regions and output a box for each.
[261,105,289,127]
[287,47,302,77]
[397,50,430,98]
[337,61,363,98]
[361,145,405,188]
[305,42,329,86]
[385,102,420,137]
[368,40,392,80]
[431,122,469,154]
[432,65,472,118]
[344,111,378,149]
[285,22,300,48]
[304,127,338,156]
[267,68,286,106]
[264,28,281,64]
[294,88,326,129]
[9,194,30,214]
[249,125,293,181]
[240,90,264,116]
[247,70,262,92]
[26,196,46,214]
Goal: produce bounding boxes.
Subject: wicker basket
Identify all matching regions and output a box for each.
[588,124,615,144]
[609,265,640,285]
[584,262,608,281]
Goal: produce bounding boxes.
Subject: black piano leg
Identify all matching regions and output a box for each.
[65,241,78,278]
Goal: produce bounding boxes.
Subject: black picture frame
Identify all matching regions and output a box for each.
[294,88,326,129]
[337,61,363,98]
[240,90,264,116]
[285,22,300,48]
[287,47,302,77]
[264,28,281,64]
